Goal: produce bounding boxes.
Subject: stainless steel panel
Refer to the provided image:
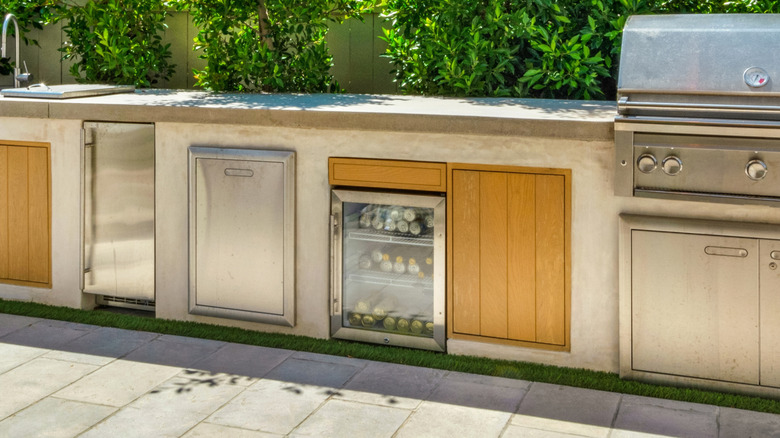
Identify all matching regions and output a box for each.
[83,122,155,301]
[618,14,780,96]
[630,229,760,385]
[330,189,446,352]
[760,239,780,388]
[2,84,135,99]
[188,147,295,327]
[631,133,780,198]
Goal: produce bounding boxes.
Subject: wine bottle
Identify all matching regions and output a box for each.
[371,248,384,263]
[382,315,397,331]
[393,256,406,274]
[358,254,372,270]
[354,291,380,314]
[359,212,372,228]
[371,206,385,230]
[372,295,398,321]
[361,314,376,327]
[407,258,420,275]
[383,218,397,232]
[423,213,434,229]
[347,312,363,326]
[397,307,420,333]
[409,220,424,236]
[410,319,424,334]
[396,220,409,234]
[388,206,403,221]
[402,207,417,222]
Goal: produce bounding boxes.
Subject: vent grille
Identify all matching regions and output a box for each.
[98,295,156,309]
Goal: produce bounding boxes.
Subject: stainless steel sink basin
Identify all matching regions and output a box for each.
[0,84,135,99]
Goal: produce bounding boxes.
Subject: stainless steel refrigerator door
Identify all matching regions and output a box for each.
[82,122,155,301]
[331,189,446,352]
[189,147,295,327]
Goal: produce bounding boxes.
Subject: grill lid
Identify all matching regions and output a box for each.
[617,14,780,119]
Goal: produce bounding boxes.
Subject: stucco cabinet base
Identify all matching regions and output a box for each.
[7,92,754,376]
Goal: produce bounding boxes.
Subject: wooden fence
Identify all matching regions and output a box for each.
[3,12,397,93]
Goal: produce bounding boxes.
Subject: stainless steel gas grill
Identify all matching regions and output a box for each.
[616,15,780,399]
[614,14,780,205]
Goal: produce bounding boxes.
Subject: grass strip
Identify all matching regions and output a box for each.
[1,298,779,414]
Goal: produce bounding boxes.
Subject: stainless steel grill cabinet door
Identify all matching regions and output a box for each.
[82,122,155,304]
[189,147,295,326]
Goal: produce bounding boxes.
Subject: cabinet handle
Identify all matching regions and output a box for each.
[704,246,748,258]
[771,250,780,261]
[330,213,341,315]
[224,168,253,177]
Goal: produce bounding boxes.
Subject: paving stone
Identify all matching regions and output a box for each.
[54,359,181,407]
[79,374,244,438]
[121,334,226,368]
[513,382,620,437]
[719,407,780,438]
[43,326,159,366]
[263,356,362,388]
[443,370,532,390]
[207,378,332,435]
[0,397,115,438]
[395,400,511,438]
[0,319,94,350]
[338,361,446,409]
[291,350,372,369]
[0,343,46,374]
[0,357,98,421]
[613,395,718,438]
[190,343,292,379]
[290,398,410,438]
[0,314,41,338]
[182,422,283,437]
[427,375,526,412]
[502,424,596,437]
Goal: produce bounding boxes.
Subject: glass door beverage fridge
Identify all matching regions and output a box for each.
[331,190,445,351]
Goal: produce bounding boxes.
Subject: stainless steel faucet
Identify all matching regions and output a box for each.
[2,13,32,88]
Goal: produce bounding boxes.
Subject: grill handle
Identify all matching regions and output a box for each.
[618,96,780,116]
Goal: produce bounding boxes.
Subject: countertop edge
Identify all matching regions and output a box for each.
[1,92,617,141]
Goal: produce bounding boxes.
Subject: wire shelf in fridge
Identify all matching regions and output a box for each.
[347,230,434,247]
[348,271,434,290]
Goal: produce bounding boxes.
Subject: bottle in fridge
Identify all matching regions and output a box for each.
[330,190,445,352]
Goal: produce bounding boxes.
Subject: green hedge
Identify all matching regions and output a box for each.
[3,0,779,95]
[381,0,779,100]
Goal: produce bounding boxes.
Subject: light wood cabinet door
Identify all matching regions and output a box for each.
[448,164,570,350]
[0,142,51,287]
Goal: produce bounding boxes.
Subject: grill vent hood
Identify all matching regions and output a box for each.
[618,14,780,97]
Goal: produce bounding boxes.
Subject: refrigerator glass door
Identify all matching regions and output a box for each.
[331,190,445,351]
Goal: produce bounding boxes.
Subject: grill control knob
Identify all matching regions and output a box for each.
[636,154,657,174]
[746,159,768,181]
[662,156,683,176]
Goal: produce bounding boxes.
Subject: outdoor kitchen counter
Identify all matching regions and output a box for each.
[0,89,615,141]
[0,90,629,374]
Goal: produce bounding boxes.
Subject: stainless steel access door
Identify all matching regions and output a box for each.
[189,147,295,327]
[83,122,155,302]
[760,240,780,388]
[631,230,760,385]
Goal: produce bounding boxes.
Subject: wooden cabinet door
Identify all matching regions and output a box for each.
[448,164,570,350]
[0,142,51,287]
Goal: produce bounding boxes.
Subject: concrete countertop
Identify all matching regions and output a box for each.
[0,89,616,140]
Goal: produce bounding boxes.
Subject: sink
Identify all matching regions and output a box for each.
[0,84,135,99]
